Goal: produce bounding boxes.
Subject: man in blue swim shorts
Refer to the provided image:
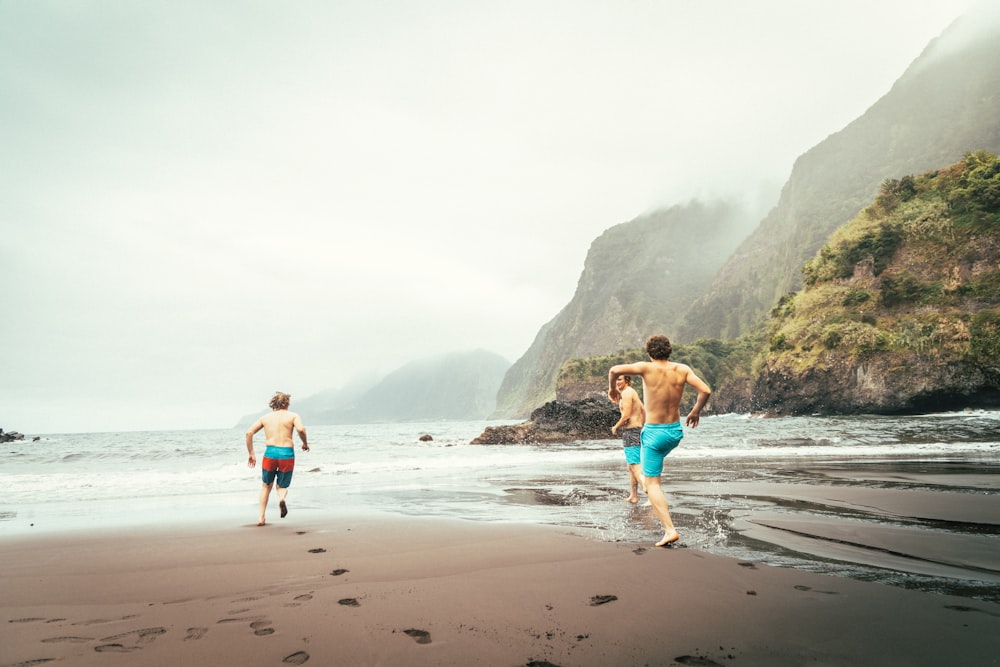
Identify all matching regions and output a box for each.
[609,335,711,547]
[610,374,646,503]
[245,392,310,526]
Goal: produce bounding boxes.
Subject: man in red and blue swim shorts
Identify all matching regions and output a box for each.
[245,392,310,526]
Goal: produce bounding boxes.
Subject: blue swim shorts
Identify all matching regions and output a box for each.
[621,427,642,464]
[262,445,295,488]
[640,422,683,477]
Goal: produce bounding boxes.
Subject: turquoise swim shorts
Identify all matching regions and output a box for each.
[621,427,642,464]
[640,422,683,477]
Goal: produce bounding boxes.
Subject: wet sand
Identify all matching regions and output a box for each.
[2,512,999,667]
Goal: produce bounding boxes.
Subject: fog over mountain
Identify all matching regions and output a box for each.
[0,1,981,433]
[496,1,1000,417]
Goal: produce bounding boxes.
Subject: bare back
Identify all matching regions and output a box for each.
[609,360,711,426]
[619,386,646,428]
[253,410,305,448]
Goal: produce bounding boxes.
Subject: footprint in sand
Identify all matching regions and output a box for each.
[338,598,360,607]
[794,585,838,595]
[94,643,134,653]
[738,562,757,569]
[307,548,326,553]
[283,650,310,664]
[9,617,47,624]
[184,627,208,641]
[589,595,617,606]
[41,636,93,643]
[633,547,647,555]
[100,627,166,645]
[526,661,562,667]
[403,628,431,644]
[250,620,275,636]
[294,594,313,602]
[945,604,1000,618]
[330,568,349,576]
[675,656,724,666]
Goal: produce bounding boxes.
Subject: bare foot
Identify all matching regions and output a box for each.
[280,500,288,518]
[655,531,680,547]
[257,518,266,526]
[626,495,639,504]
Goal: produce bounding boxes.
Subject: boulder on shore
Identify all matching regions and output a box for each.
[1,428,26,443]
[472,396,618,444]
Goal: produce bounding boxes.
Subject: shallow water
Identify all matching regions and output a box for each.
[5,411,999,601]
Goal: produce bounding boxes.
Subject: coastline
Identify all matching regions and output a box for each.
[3,515,999,667]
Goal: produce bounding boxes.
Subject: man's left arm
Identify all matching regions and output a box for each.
[684,369,712,428]
[294,415,309,452]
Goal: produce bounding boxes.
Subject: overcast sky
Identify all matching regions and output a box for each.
[0,0,981,434]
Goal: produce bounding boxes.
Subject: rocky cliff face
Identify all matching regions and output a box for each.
[680,4,1000,342]
[495,5,1000,421]
[740,153,1000,415]
[492,199,763,419]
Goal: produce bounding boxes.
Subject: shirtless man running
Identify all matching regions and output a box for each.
[608,335,711,547]
[611,374,646,503]
[245,392,309,526]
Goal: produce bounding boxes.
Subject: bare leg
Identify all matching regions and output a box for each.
[631,464,646,495]
[644,476,679,546]
[625,464,639,503]
[277,486,289,517]
[626,464,642,503]
[258,482,273,526]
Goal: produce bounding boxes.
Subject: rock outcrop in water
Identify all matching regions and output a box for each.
[1,428,26,443]
[472,396,618,444]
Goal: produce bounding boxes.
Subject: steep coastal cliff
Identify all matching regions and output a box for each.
[493,4,1000,421]
[745,153,1000,415]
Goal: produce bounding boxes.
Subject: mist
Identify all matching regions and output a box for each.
[0,0,979,433]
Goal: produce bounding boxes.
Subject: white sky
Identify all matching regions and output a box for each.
[0,0,979,434]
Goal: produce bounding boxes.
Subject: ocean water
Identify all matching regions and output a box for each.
[4,411,1000,600]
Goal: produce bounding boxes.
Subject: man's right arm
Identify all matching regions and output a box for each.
[611,393,634,434]
[608,363,645,402]
[294,414,309,452]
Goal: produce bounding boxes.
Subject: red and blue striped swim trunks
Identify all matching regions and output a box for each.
[262,445,295,487]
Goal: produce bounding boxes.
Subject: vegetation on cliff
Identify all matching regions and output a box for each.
[547,152,1000,420]
[492,198,765,419]
[495,5,1000,421]
[753,152,1000,414]
[679,4,1000,341]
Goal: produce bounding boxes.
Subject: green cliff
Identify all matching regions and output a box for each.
[679,5,1000,341]
[746,152,1000,414]
[492,199,762,418]
[495,4,1000,419]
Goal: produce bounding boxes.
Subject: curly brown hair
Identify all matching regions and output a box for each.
[645,334,673,360]
[269,392,291,411]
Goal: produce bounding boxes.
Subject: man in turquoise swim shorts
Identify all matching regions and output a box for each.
[610,374,646,503]
[608,335,711,547]
[245,392,310,526]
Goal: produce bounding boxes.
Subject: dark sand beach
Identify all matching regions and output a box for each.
[3,503,999,667]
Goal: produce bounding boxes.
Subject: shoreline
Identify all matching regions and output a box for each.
[3,516,999,667]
